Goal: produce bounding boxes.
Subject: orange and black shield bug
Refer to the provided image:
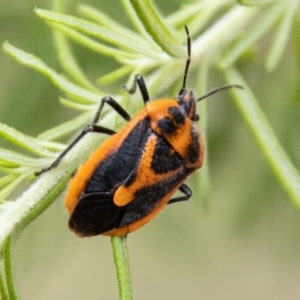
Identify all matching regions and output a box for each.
[36,26,242,237]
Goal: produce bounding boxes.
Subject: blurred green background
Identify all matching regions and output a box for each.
[1,0,300,299]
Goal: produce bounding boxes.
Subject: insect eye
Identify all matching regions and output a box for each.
[192,114,199,122]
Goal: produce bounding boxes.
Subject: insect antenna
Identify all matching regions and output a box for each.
[179,26,243,101]
[179,25,191,95]
[197,84,243,102]
[182,25,191,90]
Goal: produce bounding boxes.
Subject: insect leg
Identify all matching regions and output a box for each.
[35,96,130,176]
[35,125,115,176]
[168,183,192,204]
[123,74,150,105]
[92,96,131,124]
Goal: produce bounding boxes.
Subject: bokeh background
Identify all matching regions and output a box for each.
[1,0,300,299]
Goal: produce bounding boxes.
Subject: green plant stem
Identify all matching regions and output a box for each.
[0,270,8,300]
[225,68,300,209]
[3,236,18,300]
[111,236,132,300]
[0,168,71,249]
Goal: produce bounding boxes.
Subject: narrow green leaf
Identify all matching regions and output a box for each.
[35,8,161,59]
[293,12,300,65]
[52,30,102,94]
[0,162,18,169]
[120,0,162,50]
[0,173,28,204]
[225,68,300,209]
[192,6,258,66]
[0,149,41,168]
[166,1,224,33]
[266,0,298,71]
[59,97,93,111]
[51,0,100,92]
[166,2,205,28]
[35,140,65,152]
[79,4,151,48]
[111,236,132,300]
[0,123,51,157]
[97,65,133,84]
[3,42,100,104]
[115,55,159,74]
[147,60,183,97]
[292,16,300,104]
[79,4,123,28]
[129,0,185,58]
[37,111,92,141]
[0,175,16,188]
[220,2,284,68]
[187,6,220,38]
[237,0,277,6]
[0,167,26,176]
[48,22,133,60]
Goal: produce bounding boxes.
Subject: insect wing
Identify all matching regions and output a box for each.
[114,132,194,228]
[69,192,123,237]
[83,117,152,194]
[68,116,153,236]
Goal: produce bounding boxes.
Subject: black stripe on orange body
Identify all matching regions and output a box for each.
[65,89,205,237]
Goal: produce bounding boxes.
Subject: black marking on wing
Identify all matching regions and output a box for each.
[69,192,125,236]
[85,117,152,193]
[151,134,183,174]
[185,127,200,164]
[118,167,194,227]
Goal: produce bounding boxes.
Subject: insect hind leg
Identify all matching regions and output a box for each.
[168,183,192,204]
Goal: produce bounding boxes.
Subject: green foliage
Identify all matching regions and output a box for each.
[0,0,299,299]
